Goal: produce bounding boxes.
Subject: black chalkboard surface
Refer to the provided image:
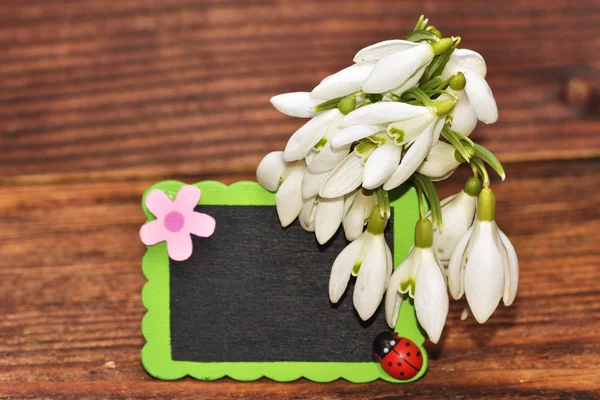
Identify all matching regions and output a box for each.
[140,181,426,383]
[170,205,393,363]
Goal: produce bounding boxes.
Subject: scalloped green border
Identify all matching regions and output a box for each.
[141,181,428,383]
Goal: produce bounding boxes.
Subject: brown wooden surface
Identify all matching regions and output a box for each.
[1,1,599,399]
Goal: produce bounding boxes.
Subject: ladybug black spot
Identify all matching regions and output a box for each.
[417,351,421,357]
[397,362,402,366]
[388,362,392,366]
[407,352,411,357]
[400,372,405,376]
[406,342,410,347]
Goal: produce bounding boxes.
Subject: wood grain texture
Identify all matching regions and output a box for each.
[0,0,599,399]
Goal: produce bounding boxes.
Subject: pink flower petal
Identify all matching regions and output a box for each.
[174,185,202,212]
[187,212,216,238]
[167,232,194,261]
[140,220,168,246]
[145,189,174,218]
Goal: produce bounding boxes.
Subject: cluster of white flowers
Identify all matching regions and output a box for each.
[257,16,518,344]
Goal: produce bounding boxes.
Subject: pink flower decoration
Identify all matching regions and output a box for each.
[140,185,216,261]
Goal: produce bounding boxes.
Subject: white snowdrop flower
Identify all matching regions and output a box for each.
[270,92,324,118]
[385,219,448,343]
[274,160,306,227]
[299,195,344,244]
[311,62,376,100]
[256,150,287,192]
[417,141,462,181]
[355,38,455,94]
[342,189,378,241]
[329,208,393,321]
[319,150,366,199]
[448,188,519,323]
[443,49,498,125]
[333,101,454,191]
[304,113,351,174]
[283,108,344,162]
[428,177,482,266]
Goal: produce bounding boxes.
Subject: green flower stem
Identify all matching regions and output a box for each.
[367,205,388,235]
[443,126,472,162]
[471,157,490,188]
[413,173,443,230]
[477,188,496,221]
[414,180,427,220]
[414,218,433,248]
[402,87,434,108]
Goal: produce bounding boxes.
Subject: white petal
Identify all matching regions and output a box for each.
[362,43,434,93]
[342,102,429,127]
[391,64,428,96]
[498,228,519,306]
[315,197,344,245]
[343,190,360,216]
[384,249,416,328]
[431,116,445,145]
[302,171,329,199]
[450,89,478,136]
[447,226,473,300]
[417,141,461,180]
[330,125,381,149]
[284,109,342,162]
[363,143,402,189]
[270,92,322,118]
[464,221,505,323]
[312,63,375,99]
[307,142,351,174]
[383,121,434,190]
[464,71,498,124]
[385,242,393,287]
[329,235,365,303]
[342,191,376,241]
[275,161,306,227]
[319,152,364,198]
[414,248,448,344]
[256,151,286,192]
[453,48,487,78]
[299,199,316,232]
[353,39,419,63]
[353,235,389,320]
[431,191,477,265]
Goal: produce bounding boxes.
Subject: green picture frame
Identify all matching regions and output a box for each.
[140,180,428,383]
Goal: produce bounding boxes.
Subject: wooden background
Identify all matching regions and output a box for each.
[1,0,599,399]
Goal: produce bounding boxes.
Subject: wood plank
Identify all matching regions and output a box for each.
[1,159,599,398]
[0,0,599,180]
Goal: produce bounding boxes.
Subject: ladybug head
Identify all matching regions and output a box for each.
[372,331,400,359]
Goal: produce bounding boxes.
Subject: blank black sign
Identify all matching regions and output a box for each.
[170,205,393,362]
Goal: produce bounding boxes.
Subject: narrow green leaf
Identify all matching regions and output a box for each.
[405,29,440,42]
[474,144,506,180]
[442,127,472,162]
[414,173,443,230]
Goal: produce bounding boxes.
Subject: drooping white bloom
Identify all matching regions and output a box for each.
[448,188,519,323]
[428,177,481,266]
[299,194,345,244]
[256,151,287,192]
[274,160,306,227]
[311,63,376,100]
[342,189,378,241]
[443,49,498,125]
[385,219,448,343]
[329,209,392,321]
[319,150,365,199]
[283,108,343,162]
[363,143,403,190]
[270,92,323,118]
[417,141,461,181]
[355,40,435,94]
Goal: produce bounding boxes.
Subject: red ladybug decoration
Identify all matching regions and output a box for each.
[372,331,424,380]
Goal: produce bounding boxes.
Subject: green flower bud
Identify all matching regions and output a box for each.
[430,37,454,55]
[367,207,387,235]
[463,177,483,197]
[337,95,356,115]
[449,72,466,91]
[433,99,457,116]
[414,218,433,248]
[477,188,496,221]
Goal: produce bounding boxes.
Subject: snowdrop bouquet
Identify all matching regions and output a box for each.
[257,16,518,344]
